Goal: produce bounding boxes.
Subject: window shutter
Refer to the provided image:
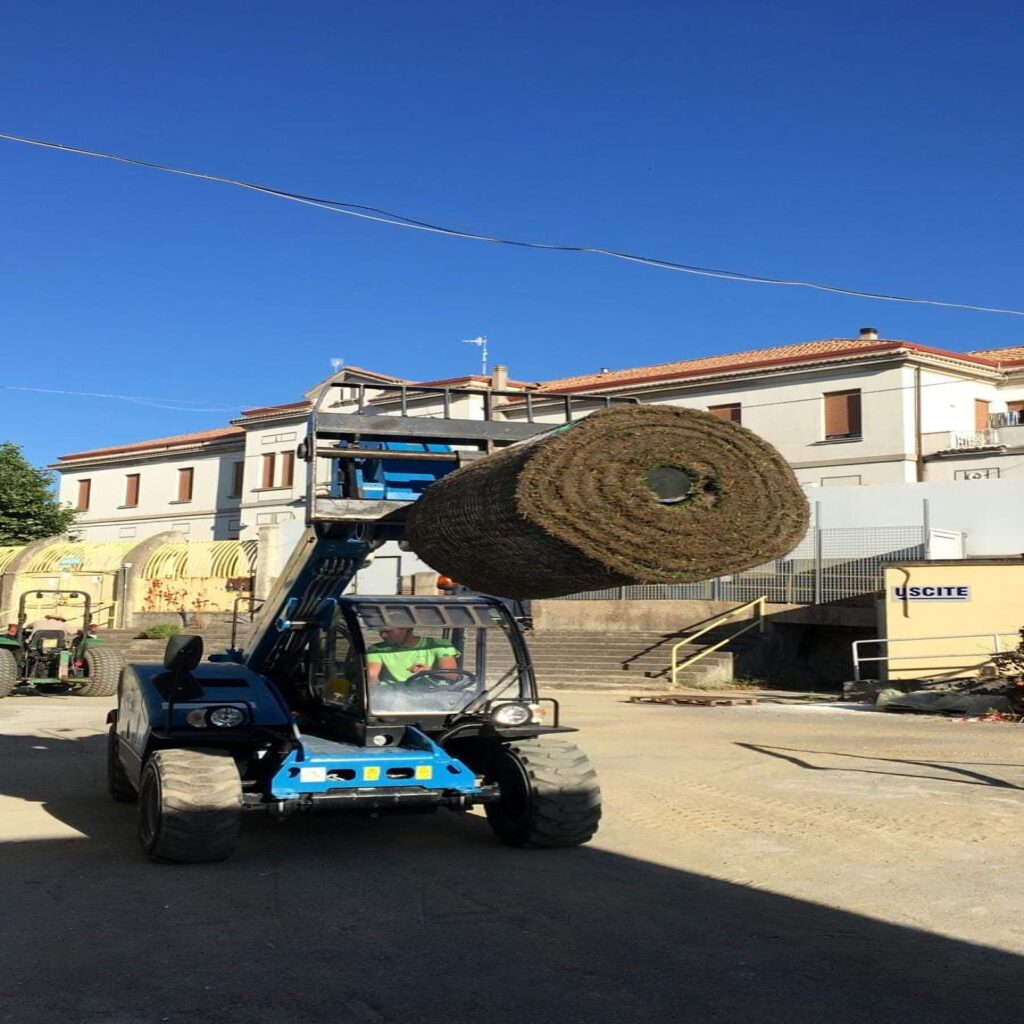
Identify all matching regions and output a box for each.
[262,453,276,489]
[281,451,295,488]
[707,404,741,424]
[231,462,244,498]
[177,468,194,502]
[974,399,990,432]
[76,479,91,511]
[125,474,140,507]
[824,390,861,438]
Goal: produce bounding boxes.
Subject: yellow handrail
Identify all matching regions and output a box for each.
[671,597,766,687]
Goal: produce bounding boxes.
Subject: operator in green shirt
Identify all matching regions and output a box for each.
[365,627,459,685]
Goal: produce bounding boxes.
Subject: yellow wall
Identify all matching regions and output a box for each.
[881,562,1024,679]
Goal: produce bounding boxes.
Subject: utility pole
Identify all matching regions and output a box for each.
[462,336,488,376]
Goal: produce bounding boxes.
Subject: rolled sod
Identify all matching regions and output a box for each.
[404,404,810,599]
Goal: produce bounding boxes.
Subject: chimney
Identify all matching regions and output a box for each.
[491,364,509,391]
[600,367,610,374]
[858,327,879,341]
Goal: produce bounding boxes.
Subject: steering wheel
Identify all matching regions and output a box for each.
[403,668,478,692]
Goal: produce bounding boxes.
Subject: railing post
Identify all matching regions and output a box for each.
[852,641,861,682]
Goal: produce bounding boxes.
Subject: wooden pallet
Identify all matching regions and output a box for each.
[628,694,759,707]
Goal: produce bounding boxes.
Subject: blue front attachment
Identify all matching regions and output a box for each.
[271,726,479,799]
[333,440,457,502]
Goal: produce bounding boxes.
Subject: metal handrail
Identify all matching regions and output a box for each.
[851,631,1019,681]
[670,597,766,686]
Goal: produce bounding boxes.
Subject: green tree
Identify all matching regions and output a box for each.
[0,442,77,545]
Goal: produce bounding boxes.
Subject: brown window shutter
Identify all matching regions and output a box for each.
[824,390,861,438]
[262,453,276,489]
[707,404,741,424]
[76,479,91,511]
[177,468,194,502]
[974,399,990,432]
[281,451,295,488]
[231,462,244,498]
[124,474,140,507]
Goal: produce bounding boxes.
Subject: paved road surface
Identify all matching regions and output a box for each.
[1,693,1022,1024]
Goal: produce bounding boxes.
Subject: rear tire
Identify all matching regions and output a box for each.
[485,738,601,848]
[106,722,136,803]
[78,647,122,697]
[0,648,17,698]
[138,749,242,863]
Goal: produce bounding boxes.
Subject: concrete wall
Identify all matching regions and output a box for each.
[809,478,1024,556]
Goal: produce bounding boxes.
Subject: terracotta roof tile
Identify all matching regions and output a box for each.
[536,338,995,392]
[58,426,244,462]
[969,345,1024,363]
[240,400,311,417]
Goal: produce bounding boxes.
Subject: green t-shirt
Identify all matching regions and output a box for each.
[366,636,459,683]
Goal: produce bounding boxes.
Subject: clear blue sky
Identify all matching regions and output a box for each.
[2,0,1022,467]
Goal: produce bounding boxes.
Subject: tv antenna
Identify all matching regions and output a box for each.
[329,357,345,373]
[462,335,488,375]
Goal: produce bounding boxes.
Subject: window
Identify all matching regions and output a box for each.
[230,462,244,498]
[280,450,295,488]
[177,467,194,502]
[974,399,991,433]
[707,403,741,424]
[76,479,91,511]
[261,453,276,489]
[1007,401,1024,426]
[124,474,140,507]
[823,389,862,440]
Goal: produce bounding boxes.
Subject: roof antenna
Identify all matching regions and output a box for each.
[329,357,345,373]
[462,336,488,375]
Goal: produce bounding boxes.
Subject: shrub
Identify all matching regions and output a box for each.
[139,623,181,639]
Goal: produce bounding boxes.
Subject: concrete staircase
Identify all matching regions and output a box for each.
[98,622,760,693]
[97,622,254,665]
[524,627,761,691]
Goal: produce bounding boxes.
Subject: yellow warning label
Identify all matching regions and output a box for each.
[414,765,433,780]
[363,766,381,781]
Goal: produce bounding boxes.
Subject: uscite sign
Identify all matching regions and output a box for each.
[891,585,971,601]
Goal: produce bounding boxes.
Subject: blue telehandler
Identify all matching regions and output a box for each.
[109,381,619,862]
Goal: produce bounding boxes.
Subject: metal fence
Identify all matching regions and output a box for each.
[555,520,927,605]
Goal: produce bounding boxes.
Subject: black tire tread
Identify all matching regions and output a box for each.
[140,749,242,863]
[0,647,17,699]
[487,738,601,849]
[78,646,122,697]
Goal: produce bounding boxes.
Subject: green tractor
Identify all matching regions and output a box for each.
[0,590,122,698]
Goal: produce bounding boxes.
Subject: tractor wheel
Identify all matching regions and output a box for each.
[484,738,602,849]
[106,722,136,803]
[138,749,242,864]
[78,647,122,697]
[0,647,17,698]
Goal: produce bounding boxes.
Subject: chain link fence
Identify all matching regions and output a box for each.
[555,518,927,605]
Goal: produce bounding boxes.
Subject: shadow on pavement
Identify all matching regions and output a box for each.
[0,731,1021,1024]
[737,741,1024,790]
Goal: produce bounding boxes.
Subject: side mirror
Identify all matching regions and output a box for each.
[163,634,204,671]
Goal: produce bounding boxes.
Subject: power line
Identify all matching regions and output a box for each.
[2,130,1023,318]
[0,383,239,413]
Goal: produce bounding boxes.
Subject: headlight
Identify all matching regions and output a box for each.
[491,703,532,727]
[185,709,209,729]
[208,706,246,728]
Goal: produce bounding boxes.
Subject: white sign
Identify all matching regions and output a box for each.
[58,556,83,569]
[891,585,971,602]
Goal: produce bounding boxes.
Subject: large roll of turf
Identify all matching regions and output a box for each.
[405,405,809,599]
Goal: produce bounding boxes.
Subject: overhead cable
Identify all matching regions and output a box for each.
[2,131,1023,317]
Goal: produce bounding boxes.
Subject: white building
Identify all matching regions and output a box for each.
[55,330,1024,550]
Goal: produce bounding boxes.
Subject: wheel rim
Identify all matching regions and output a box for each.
[492,752,530,827]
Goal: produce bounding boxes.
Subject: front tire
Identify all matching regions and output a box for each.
[138,749,242,863]
[78,647,122,697]
[0,648,17,698]
[485,739,601,848]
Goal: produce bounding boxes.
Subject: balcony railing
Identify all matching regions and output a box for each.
[947,430,1001,450]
